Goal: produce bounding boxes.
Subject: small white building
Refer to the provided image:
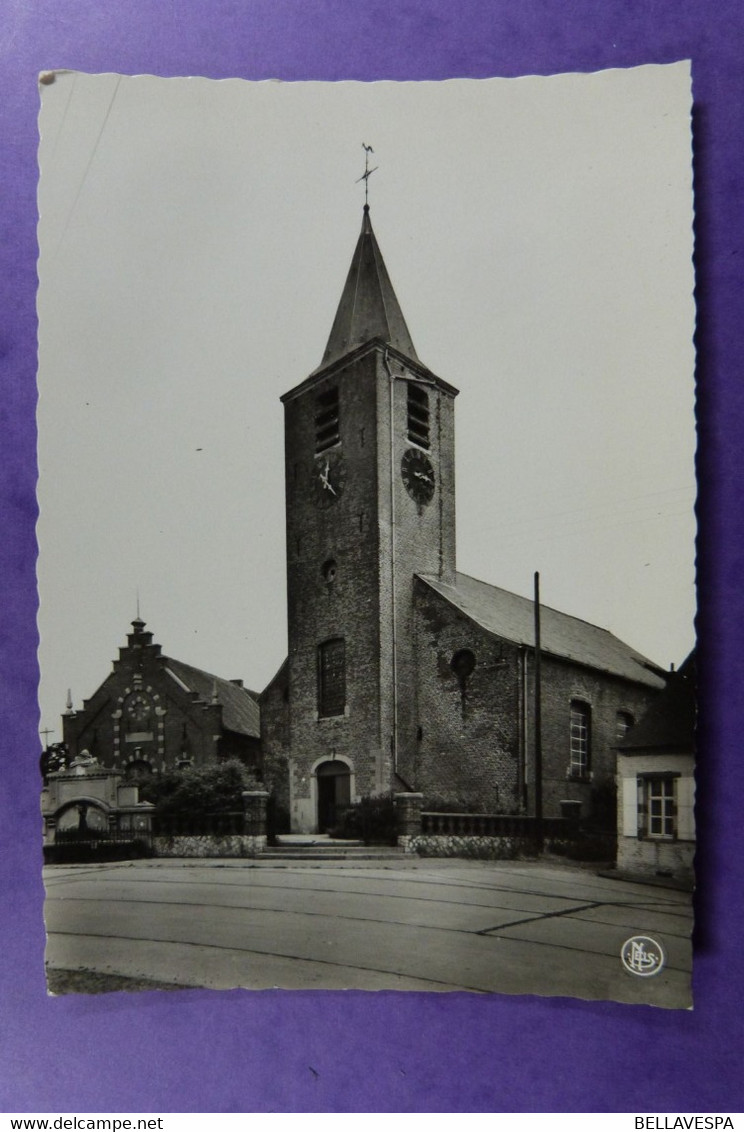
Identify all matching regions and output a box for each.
[616,652,695,885]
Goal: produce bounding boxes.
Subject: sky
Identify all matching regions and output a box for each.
[36,65,696,743]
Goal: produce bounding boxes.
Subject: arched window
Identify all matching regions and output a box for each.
[569,701,591,778]
[450,648,476,691]
[318,638,346,717]
[616,710,634,740]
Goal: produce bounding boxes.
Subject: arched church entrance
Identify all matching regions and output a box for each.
[315,759,351,833]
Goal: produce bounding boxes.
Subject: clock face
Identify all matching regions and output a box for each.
[313,451,346,507]
[126,693,151,724]
[401,448,435,505]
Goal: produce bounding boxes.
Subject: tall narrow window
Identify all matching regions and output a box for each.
[407,383,430,449]
[315,387,340,453]
[569,700,591,777]
[318,638,346,717]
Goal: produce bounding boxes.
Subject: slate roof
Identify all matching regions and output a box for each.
[314,205,419,373]
[417,571,667,689]
[165,657,260,738]
[616,651,696,753]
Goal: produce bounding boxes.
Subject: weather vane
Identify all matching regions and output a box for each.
[356,143,378,207]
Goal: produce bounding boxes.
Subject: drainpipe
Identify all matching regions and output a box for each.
[382,352,439,778]
[383,348,399,775]
[534,571,543,849]
[518,647,527,808]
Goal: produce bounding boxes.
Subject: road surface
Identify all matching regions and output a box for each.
[43,856,693,1007]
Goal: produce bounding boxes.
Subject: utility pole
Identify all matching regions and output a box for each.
[533,571,543,851]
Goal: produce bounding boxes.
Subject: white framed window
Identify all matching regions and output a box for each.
[569,700,591,778]
[641,775,677,840]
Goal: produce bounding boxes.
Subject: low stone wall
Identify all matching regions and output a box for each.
[153,834,266,858]
[403,833,538,860]
[402,832,602,861]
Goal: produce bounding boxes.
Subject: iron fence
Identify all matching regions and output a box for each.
[152,811,246,837]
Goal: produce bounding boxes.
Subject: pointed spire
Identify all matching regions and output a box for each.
[316,206,419,372]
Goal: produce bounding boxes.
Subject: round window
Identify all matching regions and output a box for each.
[450,649,476,683]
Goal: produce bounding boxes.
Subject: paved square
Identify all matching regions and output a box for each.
[44,857,693,1006]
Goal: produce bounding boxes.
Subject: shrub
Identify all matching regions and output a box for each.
[143,759,259,818]
[329,792,398,845]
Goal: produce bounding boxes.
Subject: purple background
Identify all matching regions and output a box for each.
[2,0,742,1113]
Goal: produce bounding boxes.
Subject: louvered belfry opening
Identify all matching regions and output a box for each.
[315,386,340,453]
[407,382,430,449]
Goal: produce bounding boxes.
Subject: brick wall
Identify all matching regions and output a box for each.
[526,655,660,820]
[412,578,663,823]
[273,341,661,833]
[259,659,291,819]
[283,350,385,822]
[280,344,457,829]
[380,351,457,786]
[62,628,259,776]
[412,578,521,811]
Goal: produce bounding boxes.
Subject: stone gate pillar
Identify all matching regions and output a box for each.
[394,792,423,851]
[242,790,270,853]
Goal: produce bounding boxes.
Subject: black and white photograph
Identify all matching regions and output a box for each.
[37,66,696,1006]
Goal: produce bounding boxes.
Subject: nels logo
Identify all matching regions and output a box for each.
[621,935,666,977]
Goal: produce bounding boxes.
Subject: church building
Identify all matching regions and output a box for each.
[61,617,261,778]
[260,204,667,834]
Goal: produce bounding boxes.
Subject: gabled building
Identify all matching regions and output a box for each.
[261,205,668,833]
[616,651,696,883]
[62,617,261,778]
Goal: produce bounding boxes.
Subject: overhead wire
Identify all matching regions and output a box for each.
[53,75,121,260]
[47,72,78,166]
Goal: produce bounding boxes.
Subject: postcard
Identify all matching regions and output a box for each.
[37,66,696,1006]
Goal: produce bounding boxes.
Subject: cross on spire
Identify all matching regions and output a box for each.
[356,143,378,207]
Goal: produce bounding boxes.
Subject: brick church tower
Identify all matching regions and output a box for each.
[265,205,459,832]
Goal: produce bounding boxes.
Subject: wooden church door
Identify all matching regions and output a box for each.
[316,760,351,832]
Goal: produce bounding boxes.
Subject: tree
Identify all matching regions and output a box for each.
[141,759,259,817]
[40,742,70,782]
